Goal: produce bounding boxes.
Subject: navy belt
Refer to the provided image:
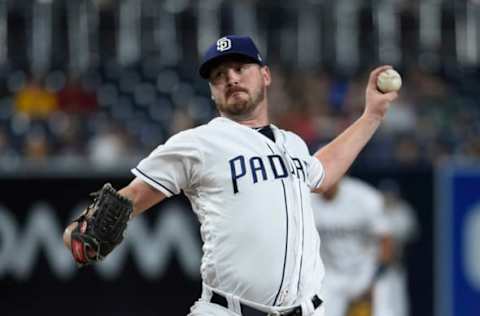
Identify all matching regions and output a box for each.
[210,292,322,316]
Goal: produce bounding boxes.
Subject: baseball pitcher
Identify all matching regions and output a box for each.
[63,35,398,316]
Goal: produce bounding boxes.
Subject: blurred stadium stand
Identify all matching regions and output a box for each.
[0,0,478,172]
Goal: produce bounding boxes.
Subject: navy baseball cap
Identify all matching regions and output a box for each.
[199,35,265,79]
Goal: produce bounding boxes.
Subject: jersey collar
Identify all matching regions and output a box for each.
[210,116,283,145]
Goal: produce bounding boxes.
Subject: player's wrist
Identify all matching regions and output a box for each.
[360,111,384,126]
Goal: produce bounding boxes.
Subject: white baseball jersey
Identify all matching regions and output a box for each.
[311,177,389,298]
[132,116,326,306]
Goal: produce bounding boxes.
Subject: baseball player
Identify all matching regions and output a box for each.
[373,179,418,316]
[63,35,398,316]
[311,176,393,316]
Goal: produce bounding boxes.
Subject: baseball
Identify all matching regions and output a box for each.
[376,68,402,93]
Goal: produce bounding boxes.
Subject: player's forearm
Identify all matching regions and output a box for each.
[118,178,166,217]
[314,113,381,191]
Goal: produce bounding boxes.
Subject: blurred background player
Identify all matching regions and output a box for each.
[373,179,419,316]
[311,176,393,316]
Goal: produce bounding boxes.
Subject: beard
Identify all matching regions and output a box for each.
[215,85,265,118]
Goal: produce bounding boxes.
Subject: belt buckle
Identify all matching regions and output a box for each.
[267,312,280,316]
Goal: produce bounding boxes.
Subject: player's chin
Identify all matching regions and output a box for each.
[224,100,252,115]
[228,93,248,105]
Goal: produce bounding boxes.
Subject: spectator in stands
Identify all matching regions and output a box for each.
[393,133,422,166]
[276,70,330,148]
[57,76,97,114]
[88,120,131,168]
[0,127,18,159]
[14,78,58,119]
[22,125,50,160]
[169,108,195,135]
[48,112,86,157]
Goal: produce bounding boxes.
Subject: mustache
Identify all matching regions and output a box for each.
[226,87,248,98]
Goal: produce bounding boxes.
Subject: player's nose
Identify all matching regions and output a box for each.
[225,68,240,86]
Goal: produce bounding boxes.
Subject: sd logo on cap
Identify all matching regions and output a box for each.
[199,35,265,79]
[216,37,232,52]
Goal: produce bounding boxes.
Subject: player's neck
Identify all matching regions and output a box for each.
[235,116,269,128]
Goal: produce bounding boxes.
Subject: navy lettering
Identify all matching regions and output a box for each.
[249,157,267,183]
[288,159,295,175]
[292,158,306,182]
[229,154,308,194]
[229,156,246,194]
[268,155,288,179]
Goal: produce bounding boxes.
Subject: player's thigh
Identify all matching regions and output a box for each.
[188,300,238,316]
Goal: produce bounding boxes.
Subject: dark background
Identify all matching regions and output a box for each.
[0,166,433,316]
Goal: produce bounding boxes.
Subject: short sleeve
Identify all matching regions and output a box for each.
[131,131,203,197]
[306,155,326,190]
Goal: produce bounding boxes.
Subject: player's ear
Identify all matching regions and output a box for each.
[208,83,215,100]
[261,65,272,87]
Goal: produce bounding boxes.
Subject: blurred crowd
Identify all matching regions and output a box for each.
[0,61,478,169]
[0,62,215,169]
[0,0,479,170]
[269,66,480,167]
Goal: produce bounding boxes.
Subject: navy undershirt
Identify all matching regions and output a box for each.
[253,125,275,142]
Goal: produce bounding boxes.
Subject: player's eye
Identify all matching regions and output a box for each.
[238,64,249,73]
[210,71,224,83]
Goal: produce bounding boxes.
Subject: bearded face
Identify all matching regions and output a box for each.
[208,58,270,120]
[215,78,265,117]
